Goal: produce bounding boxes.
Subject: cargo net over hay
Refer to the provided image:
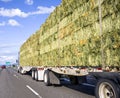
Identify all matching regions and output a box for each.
[20,0,120,67]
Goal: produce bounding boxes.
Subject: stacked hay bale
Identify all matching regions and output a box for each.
[20,31,40,66]
[20,0,120,67]
[30,32,40,66]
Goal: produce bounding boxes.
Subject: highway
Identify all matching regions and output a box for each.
[0,68,95,98]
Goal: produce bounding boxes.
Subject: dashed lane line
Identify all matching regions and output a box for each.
[26,85,42,98]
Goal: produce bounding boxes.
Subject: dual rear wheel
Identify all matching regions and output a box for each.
[32,70,38,81]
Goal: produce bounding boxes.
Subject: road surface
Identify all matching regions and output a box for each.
[0,68,95,98]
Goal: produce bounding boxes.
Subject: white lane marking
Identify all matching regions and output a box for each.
[26,85,42,98]
[13,74,19,79]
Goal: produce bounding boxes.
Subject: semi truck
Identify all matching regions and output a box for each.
[18,0,120,98]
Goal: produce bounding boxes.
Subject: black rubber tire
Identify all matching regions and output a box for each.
[95,79,120,98]
[17,70,19,73]
[44,70,51,86]
[35,70,38,81]
[32,70,35,80]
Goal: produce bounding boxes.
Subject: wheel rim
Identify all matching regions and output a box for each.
[32,71,34,78]
[35,71,37,80]
[99,82,116,98]
[44,73,48,83]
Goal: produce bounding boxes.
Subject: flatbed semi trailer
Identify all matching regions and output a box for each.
[18,0,120,98]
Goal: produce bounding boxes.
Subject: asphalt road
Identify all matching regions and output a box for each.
[0,68,95,98]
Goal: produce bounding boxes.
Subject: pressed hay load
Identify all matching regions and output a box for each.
[20,0,120,67]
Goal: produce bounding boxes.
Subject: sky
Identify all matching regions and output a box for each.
[0,0,61,65]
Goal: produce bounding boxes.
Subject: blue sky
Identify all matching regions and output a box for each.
[0,0,61,65]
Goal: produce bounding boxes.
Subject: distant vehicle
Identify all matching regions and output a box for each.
[1,65,6,69]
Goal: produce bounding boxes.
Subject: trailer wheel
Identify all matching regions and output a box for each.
[44,70,51,86]
[95,79,120,98]
[35,70,38,81]
[32,70,35,80]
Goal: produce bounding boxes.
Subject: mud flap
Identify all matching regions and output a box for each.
[49,70,61,85]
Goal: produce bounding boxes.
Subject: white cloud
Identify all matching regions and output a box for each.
[29,6,55,15]
[0,43,21,64]
[25,0,33,5]
[0,55,16,64]
[0,8,28,18]
[0,0,12,2]
[8,19,20,26]
[0,20,20,27]
[0,43,20,48]
[3,50,11,54]
[0,6,55,18]
[0,43,19,64]
[0,21,6,26]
